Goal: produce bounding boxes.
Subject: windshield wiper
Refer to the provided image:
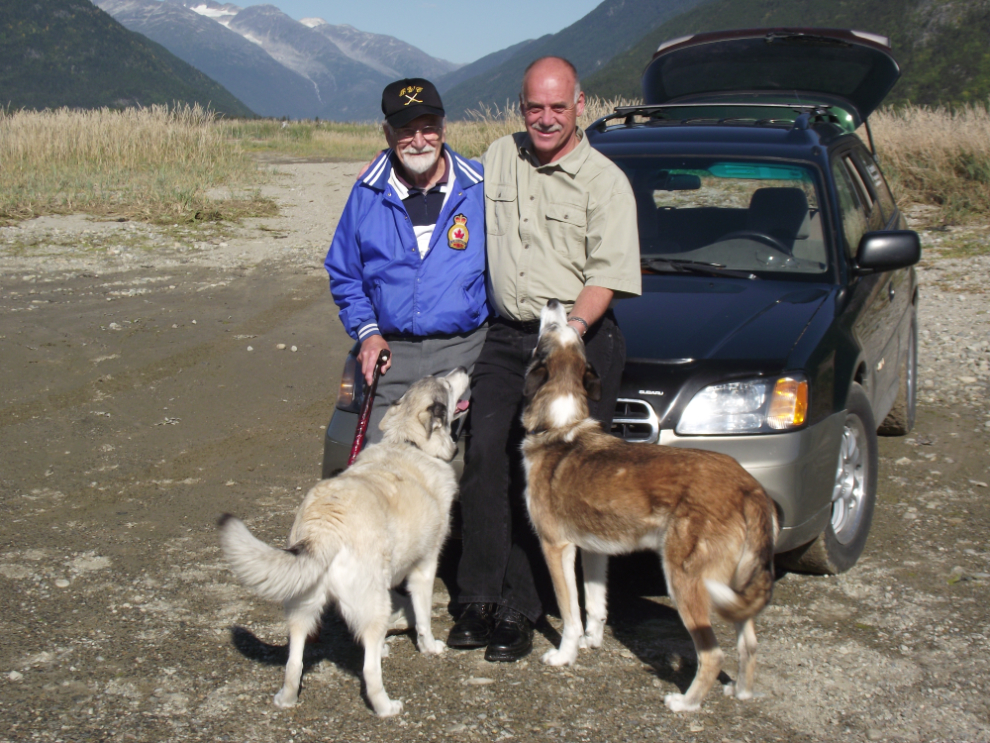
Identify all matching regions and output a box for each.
[642,257,759,280]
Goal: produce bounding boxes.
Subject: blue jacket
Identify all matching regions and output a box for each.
[326,146,489,341]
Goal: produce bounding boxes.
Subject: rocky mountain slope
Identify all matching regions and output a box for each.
[94,0,316,118]
[1,0,252,115]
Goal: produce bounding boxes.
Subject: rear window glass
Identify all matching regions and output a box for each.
[613,157,828,276]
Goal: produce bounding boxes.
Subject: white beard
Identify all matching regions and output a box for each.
[399,145,439,175]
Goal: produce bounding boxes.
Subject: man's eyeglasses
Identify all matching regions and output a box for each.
[391,125,443,142]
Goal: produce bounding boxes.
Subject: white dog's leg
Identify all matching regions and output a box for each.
[581,551,608,648]
[542,542,582,666]
[387,589,412,632]
[407,559,445,655]
[360,618,402,717]
[274,593,323,708]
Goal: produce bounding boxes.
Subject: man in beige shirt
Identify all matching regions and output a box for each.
[447,56,642,662]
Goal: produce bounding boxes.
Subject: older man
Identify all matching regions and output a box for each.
[326,78,488,442]
[447,57,642,661]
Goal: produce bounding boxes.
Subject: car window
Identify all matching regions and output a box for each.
[612,157,828,277]
[831,157,870,258]
[852,150,897,223]
[842,154,885,231]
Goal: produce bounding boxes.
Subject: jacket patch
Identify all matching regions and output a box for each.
[448,214,469,250]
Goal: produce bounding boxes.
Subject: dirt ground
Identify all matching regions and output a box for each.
[1,163,989,743]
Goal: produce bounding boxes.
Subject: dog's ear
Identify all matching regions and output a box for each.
[523,363,549,400]
[584,361,602,401]
[418,400,448,439]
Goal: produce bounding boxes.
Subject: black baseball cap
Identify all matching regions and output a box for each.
[382,78,444,128]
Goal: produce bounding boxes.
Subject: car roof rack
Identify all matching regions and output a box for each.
[596,103,839,131]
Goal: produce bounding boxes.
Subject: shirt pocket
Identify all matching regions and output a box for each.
[486,183,516,237]
[545,202,587,258]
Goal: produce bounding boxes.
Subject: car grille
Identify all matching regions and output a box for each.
[610,398,659,443]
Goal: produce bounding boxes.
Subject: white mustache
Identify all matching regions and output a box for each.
[402,143,437,156]
[531,122,563,133]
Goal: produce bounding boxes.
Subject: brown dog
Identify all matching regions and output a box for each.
[521,300,778,712]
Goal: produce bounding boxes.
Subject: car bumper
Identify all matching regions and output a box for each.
[657,411,846,552]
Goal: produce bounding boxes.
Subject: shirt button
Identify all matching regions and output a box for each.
[524,244,529,250]
[530,196,535,201]
[523,218,528,222]
[519,272,525,277]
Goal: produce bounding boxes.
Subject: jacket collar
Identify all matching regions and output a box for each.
[361,144,482,192]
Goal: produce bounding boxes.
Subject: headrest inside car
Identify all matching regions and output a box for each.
[748,187,811,241]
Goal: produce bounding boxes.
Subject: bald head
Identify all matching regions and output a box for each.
[518,56,585,165]
[522,57,581,104]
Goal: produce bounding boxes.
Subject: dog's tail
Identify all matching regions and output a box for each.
[705,488,778,623]
[217,513,326,603]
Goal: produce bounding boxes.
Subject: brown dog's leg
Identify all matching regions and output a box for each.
[663,570,724,712]
[581,551,608,648]
[723,619,758,700]
[540,541,582,666]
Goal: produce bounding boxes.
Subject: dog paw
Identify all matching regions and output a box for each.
[380,641,390,658]
[722,682,756,701]
[664,693,700,713]
[583,627,604,649]
[419,637,446,656]
[374,699,404,717]
[541,648,577,666]
[273,689,298,708]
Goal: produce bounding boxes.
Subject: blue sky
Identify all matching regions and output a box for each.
[268,0,605,64]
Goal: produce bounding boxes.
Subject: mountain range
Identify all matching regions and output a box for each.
[439,0,710,117]
[10,0,990,119]
[96,0,464,119]
[1,0,252,115]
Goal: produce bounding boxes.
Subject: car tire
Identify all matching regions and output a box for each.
[878,306,917,436]
[776,382,878,575]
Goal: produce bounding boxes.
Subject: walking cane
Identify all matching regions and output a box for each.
[347,348,390,466]
[308,348,390,645]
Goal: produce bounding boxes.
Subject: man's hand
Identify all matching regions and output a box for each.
[358,335,392,385]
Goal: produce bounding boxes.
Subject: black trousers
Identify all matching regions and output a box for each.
[455,311,626,622]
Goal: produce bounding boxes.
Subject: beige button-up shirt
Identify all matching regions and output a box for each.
[482,129,642,322]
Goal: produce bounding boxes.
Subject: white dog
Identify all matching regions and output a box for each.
[218,368,469,716]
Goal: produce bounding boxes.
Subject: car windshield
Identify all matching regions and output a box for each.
[612,157,829,277]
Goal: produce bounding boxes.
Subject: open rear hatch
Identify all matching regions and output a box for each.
[641,28,900,130]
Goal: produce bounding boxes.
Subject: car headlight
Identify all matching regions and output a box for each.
[676,375,808,435]
[335,354,364,413]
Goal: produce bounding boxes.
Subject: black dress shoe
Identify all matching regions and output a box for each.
[484,607,533,662]
[447,603,496,648]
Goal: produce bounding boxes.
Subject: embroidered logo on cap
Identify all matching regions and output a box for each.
[399,85,424,105]
[447,214,469,250]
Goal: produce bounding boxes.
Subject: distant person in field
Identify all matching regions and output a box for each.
[325,78,488,442]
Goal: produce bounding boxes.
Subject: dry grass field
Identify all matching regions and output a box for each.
[2,99,990,231]
[0,104,276,226]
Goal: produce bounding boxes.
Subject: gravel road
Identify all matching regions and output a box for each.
[1,164,988,743]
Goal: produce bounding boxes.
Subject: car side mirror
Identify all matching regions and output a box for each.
[854,230,921,273]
